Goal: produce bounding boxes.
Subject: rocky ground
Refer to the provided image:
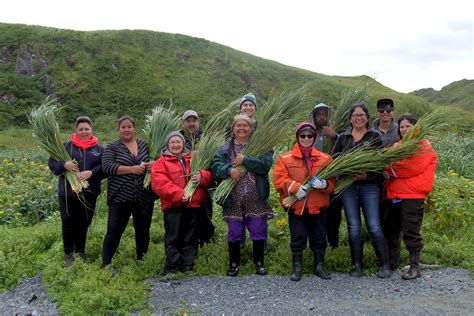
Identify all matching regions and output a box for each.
[1,268,473,315]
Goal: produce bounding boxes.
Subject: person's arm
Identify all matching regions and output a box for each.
[273,155,304,196]
[211,149,232,181]
[151,159,185,202]
[242,151,273,175]
[386,143,437,178]
[102,143,145,176]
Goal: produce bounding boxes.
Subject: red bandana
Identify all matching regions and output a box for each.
[71,133,98,150]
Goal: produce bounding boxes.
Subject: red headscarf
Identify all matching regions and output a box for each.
[296,122,317,171]
[71,133,98,150]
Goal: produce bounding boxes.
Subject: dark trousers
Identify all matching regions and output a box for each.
[288,209,327,256]
[326,195,343,246]
[381,199,401,263]
[382,199,425,256]
[102,201,153,265]
[58,193,97,254]
[164,206,199,273]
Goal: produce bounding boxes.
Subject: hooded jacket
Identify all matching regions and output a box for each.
[151,150,212,211]
[273,143,335,215]
[385,139,437,199]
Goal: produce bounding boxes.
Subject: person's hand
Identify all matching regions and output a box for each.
[352,172,368,181]
[64,160,79,172]
[295,185,308,200]
[182,195,190,202]
[190,172,201,184]
[130,165,146,175]
[143,161,154,171]
[230,168,243,182]
[233,153,245,166]
[382,171,390,180]
[310,176,328,189]
[77,170,93,181]
[322,126,337,139]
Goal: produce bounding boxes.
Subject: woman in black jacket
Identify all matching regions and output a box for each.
[48,116,104,267]
[332,103,390,279]
[101,116,155,269]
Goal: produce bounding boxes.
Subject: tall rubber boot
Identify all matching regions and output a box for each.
[314,253,331,280]
[349,240,363,277]
[402,251,421,280]
[253,240,267,275]
[373,240,391,279]
[290,253,303,281]
[227,241,240,277]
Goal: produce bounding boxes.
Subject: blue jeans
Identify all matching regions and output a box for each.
[340,182,385,242]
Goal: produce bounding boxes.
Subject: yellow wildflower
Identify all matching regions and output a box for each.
[276,219,288,229]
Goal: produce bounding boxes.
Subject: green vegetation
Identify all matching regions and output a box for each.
[2,23,472,134]
[411,79,474,112]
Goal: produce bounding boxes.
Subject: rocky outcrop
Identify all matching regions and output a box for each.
[16,46,36,75]
[0,46,14,64]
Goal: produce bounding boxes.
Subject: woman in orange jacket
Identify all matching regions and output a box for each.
[151,131,213,276]
[273,122,335,281]
[384,114,437,280]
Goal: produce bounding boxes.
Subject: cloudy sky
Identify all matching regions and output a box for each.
[1,0,472,92]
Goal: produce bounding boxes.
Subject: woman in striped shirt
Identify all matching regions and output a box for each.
[101,116,155,269]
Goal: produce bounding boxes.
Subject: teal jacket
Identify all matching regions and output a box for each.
[211,141,273,211]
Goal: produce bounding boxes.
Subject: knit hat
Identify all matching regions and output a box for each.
[165,131,185,150]
[182,109,199,121]
[376,97,394,108]
[239,93,257,109]
[295,122,317,138]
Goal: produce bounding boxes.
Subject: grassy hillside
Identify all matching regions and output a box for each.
[410,79,474,112]
[0,23,458,131]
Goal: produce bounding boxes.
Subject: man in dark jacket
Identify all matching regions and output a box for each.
[179,110,203,151]
[179,109,215,245]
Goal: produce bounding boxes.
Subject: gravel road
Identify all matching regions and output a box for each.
[1,269,472,315]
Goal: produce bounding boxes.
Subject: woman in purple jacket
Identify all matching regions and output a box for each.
[48,116,104,267]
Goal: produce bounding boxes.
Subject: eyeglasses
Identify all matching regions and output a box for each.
[378,108,393,113]
[299,134,314,139]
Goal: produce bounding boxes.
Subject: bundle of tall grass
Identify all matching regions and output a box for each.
[29,96,88,193]
[142,104,180,188]
[283,110,447,207]
[214,84,312,204]
[322,84,371,153]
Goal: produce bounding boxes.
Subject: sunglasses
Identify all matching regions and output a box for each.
[378,108,393,113]
[299,134,314,139]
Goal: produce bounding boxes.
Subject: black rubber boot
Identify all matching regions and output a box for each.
[253,240,267,275]
[373,240,391,279]
[389,248,400,271]
[64,252,75,268]
[349,240,363,277]
[290,253,303,281]
[227,241,240,277]
[402,251,421,280]
[314,253,331,280]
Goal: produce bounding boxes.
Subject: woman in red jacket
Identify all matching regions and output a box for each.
[151,131,213,276]
[273,122,335,281]
[384,114,437,280]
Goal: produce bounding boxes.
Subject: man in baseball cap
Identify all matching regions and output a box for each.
[180,110,202,151]
[373,98,399,147]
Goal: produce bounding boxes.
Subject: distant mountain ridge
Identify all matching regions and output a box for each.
[0,23,470,130]
[410,79,474,112]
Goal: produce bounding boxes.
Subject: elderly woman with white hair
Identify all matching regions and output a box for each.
[212,114,273,276]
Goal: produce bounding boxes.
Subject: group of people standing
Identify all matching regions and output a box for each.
[48,93,436,282]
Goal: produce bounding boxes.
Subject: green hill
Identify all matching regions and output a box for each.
[410,79,474,112]
[0,23,471,132]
